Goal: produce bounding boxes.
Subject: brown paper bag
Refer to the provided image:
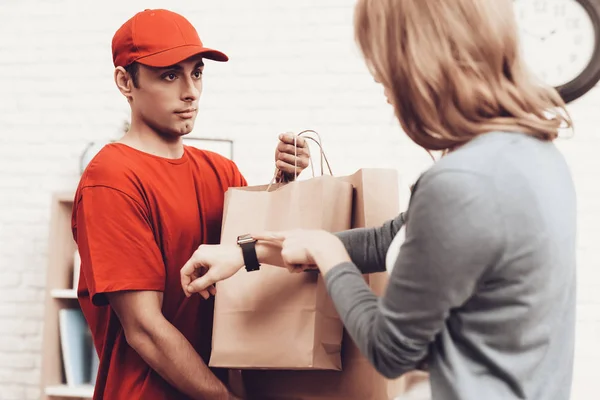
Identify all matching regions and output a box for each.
[209,175,354,370]
[242,168,417,399]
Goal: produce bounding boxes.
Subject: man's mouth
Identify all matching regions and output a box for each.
[175,108,197,118]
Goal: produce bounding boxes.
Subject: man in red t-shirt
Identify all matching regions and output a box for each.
[71,9,309,400]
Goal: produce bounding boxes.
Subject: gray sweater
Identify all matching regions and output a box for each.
[332,132,576,400]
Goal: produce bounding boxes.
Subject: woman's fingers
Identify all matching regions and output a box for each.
[281,245,313,266]
[251,231,287,245]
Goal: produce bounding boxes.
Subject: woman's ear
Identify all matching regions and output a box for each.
[114,67,133,101]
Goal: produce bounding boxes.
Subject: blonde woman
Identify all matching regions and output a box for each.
[181,0,576,399]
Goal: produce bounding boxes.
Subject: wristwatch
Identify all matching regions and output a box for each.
[237,234,261,272]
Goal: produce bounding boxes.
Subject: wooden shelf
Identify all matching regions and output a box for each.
[54,192,75,204]
[41,193,96,400]
[45,384,94,398]
[50,289,78,299]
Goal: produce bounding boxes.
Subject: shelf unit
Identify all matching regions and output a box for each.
[44,385,94,398]
[40,192,94,400]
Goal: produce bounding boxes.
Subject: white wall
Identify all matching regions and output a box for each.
[0,1,598,399]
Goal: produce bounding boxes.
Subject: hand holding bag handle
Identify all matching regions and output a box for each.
[268,130,333,191]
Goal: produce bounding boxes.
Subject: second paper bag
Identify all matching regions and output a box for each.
[241,169,414,399]
[209,175,353,370]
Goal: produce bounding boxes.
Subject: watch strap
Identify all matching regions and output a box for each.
[238,236,261,272]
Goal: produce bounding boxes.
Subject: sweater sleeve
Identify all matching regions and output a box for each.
[325,170,505,378]
[335,212,405,274]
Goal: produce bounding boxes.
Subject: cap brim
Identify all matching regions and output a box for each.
[135,45,228,67]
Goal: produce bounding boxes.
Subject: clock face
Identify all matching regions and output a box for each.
[514,0,596,87]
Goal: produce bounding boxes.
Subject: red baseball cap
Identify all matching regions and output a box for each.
[112,9,228,68]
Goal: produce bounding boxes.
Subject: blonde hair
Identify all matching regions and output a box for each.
[354,0,572,151]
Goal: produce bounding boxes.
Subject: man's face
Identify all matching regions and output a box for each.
[131,55,204,138]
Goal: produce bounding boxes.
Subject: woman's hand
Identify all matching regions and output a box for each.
[180,244,244,298]
[253,230,351,276]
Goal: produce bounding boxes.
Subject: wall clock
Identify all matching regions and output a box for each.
[514,0,600,103]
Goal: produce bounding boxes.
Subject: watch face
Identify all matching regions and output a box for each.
[237,234,256,245]
[514,0,596,87]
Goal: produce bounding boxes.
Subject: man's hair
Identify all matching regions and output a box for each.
[125,62,140,88]
[354,0,572,151]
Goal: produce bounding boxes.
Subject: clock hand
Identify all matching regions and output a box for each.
[521,29,545,41]
[541,29,558,42]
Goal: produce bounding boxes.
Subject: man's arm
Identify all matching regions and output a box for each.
[75,186,241,398]
[334,211,406,274]
[107,290,239,400]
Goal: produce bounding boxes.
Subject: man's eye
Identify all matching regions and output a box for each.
[193,70,203,79]
[164,73,177,81]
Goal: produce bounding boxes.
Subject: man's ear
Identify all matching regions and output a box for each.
[114,67,133,100]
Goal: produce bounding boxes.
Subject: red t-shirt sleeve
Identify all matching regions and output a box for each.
[232,166,247,188]
[224,156,247,188]
[75,186,165,306]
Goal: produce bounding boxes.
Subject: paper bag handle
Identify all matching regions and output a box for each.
[296,130,326,178]
[266,130,333,192]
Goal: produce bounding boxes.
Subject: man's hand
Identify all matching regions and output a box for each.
[275,132,310,180]
[181,244,244,298]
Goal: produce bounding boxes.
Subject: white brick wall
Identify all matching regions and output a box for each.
[0,1,598,399]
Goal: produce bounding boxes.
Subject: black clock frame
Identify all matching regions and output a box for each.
[557,0,600,103]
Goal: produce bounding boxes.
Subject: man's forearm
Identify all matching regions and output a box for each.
[128,317,233,400]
